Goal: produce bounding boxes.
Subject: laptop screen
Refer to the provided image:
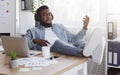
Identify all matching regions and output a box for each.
[1,36,30,57]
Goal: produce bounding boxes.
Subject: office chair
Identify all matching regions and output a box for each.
[88,37,106,75]
[83,28,106,75]
[91,36,106,64]
[83,28,106,64]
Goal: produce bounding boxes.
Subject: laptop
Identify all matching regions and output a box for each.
[1,36,41,57]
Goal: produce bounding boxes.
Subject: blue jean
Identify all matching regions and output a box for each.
[50,40,84,56]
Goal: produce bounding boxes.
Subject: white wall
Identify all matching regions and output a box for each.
[18,0,35,35]
[19,0,120,36]
[0,0,16,36]
[43,0,107,36]
[19,11,35,34]
[18,0,108,35]
[107,0,120,36]
[107,0,120,13]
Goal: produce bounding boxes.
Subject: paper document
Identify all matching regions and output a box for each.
[17,57,59,67]
[19,68,30,72]
[0,45,4,51]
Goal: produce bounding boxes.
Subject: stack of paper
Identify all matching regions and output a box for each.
[17,57,59,67]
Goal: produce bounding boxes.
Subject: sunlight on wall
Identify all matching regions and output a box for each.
[44,0,100,29]
[107,0,120,36]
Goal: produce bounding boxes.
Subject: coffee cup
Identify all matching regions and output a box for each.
[42,47,51,58]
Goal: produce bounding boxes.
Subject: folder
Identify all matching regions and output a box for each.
[107,22,117,40]
[113,42,118,66]
[108,41,113,65]
[112,42,120,66]
[108,52,113,65]
[108,41,120,66]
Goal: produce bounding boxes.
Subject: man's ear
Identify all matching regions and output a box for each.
[34,13,40,21]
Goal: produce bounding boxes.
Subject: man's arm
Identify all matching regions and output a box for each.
[66,16,89,43]
[83,16,89,30]
[71,16,89,44]
[25,29,36,49]
[25,29,50,50]
[32,39,50,46]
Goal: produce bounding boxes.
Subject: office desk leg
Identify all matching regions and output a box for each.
[78,61,87,75]
[62,61,87,75]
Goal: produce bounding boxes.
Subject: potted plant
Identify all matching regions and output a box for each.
[31,0,45,14]
[32,0,37,14]
[9,51,18,69]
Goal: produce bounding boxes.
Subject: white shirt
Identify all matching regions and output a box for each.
[45,27,59,47]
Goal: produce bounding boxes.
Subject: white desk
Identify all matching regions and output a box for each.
[0,52,88,75]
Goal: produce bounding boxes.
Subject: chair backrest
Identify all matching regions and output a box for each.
[83,28,104,56]
[83,28,106,64]
[91,37,106,64]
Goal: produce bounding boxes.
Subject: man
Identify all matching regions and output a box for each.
[25,5,89,56]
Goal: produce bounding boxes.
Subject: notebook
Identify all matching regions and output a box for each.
[1,36,41,57]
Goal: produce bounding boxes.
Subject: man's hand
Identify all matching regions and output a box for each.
[83,16,89,30]
[32,39,50,46]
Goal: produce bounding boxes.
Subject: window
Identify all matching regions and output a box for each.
[43,0,106,30]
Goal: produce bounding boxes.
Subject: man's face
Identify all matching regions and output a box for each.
[39,9,52,27]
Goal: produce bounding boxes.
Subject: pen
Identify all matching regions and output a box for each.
[49,56,59,60]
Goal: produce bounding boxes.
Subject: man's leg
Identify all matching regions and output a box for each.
[50,40,83,56]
